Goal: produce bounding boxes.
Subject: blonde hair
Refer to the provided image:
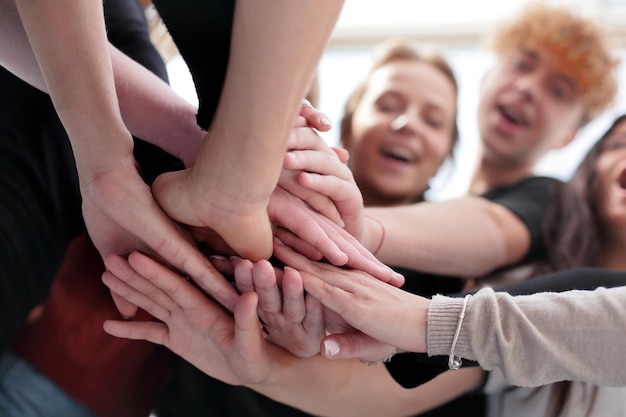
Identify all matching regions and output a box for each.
[340,39,459,147]
[490,3,619,125]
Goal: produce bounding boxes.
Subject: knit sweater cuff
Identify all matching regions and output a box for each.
[427,295,472,358]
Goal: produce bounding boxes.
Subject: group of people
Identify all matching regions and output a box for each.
[1,1,626,417]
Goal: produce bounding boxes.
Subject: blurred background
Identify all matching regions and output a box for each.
[159,0,626,200]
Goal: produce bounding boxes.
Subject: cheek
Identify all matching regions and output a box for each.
[424,134,452,168]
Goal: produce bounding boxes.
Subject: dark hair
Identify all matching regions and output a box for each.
[544,114,626,270]
[534,115,626,417]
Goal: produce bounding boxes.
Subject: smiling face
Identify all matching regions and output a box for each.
[595,119,626,232]
[341,59,457,206]
[477,49,585,169]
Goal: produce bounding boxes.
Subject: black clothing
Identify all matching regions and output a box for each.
[151,0,234,130]
[0,0,174,353]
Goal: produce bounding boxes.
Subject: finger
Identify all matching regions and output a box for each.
[284,148,344,173]
[303,294,325,341]
[282,214,349,266]
[126,251,221,311]
[110,290,139,319]
[299,100,332,132]
[101,270,171,323]
[103,319,169,346]
[296,171,364,236]
[233,258,255,293]
[281,267,306,323]
[252,260,282,314]
[273,231,324,261]
[332,147,349,164]
[208,255,235,276]
[315,217,404,287]
[104,253,179,313]
[321,333,396,362]
[234,292,267,373]
[278,170,342,227]
[298,268,355,315]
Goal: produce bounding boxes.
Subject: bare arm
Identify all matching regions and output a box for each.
[0,0,204,167]
[363,196,530,277]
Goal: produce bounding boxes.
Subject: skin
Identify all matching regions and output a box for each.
[342,60,457,207]
[472,49,585,193]
[592,120,626,270]
[100,250,484,417]
[357,46,589,277]
[2,0,348,315]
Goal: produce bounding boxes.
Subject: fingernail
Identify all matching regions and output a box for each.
[229,256,243,262]
[209,255,227,260]
[323,339,340,357]
[320,117,332,126]
[273,237,285,246]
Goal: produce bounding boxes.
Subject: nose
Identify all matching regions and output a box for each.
[512,71,544,101]
[390,112,420,134]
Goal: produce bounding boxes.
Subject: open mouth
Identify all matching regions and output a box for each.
[380,145,417,163]
[499,104,529,127]
[618,167,626,190]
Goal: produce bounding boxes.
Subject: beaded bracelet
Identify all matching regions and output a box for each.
[448,294,472,370]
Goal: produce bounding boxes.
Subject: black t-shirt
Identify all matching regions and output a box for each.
[0,0,177,353]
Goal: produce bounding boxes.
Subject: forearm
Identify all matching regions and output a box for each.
[193,0,344,200]
[110,46,204,166]
[428,286,626,386]
[0,0,203,167]
[364,196,529,276]
[251,354,481,417]
[15,0,133,176]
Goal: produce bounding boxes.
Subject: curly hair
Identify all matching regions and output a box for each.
[490,3,619,125]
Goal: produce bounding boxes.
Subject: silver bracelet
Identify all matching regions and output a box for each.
[448,294,472,370]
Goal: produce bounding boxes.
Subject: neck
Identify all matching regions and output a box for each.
[469,154,535,195]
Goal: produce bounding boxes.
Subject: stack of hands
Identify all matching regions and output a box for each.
[99,102,429,387]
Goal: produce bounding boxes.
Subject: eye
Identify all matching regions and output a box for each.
[603,138,626,152]
[512,56,533,72]
[375,94,403,114]
[424,115,444,129]
[550,80,574,101]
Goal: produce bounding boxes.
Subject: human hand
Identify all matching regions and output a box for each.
[81,158,239,317]
[102,251,288,386]
[268,186,403,286]
[282,127,364,238]
[274,242,427,359]
[298,99,332,133]
[212,257,325,358]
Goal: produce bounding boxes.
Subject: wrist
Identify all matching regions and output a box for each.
[363,214,385,256]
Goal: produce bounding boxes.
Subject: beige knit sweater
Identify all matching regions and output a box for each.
[427,286,626,387]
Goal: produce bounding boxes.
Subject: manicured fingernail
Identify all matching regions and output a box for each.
[320,117,332,127]
[323,339,340,357]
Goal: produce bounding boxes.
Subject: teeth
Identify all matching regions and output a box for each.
[383,146,415,162]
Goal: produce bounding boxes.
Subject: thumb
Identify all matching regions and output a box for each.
[321,332,396,363]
